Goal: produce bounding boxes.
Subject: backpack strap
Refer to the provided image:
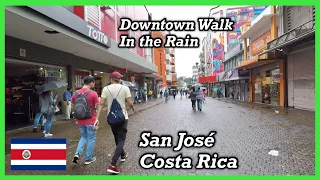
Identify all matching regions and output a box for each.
[107,86,123,100]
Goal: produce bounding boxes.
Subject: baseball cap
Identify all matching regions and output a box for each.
[83,75,95,85]
[111,71,123,81]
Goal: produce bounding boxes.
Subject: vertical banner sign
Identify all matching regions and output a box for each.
[75,70,90,90]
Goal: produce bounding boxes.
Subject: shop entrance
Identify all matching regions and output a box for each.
[254,69,280,106]
[5,59,68,131]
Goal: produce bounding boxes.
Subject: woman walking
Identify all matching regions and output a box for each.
[196,88,203,111]
[40,90,57,137]
[190,88,197,110]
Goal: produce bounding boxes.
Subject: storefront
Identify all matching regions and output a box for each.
[224,69,250,101]
[252,63,280,105]
[5,59,68,130]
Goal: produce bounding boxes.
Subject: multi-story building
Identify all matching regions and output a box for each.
[198,6,268,95]
[192,65,198,84]
[5,6,157,129]
[262,6,315,111]
[236,6,288,107]
[152,32,177,93]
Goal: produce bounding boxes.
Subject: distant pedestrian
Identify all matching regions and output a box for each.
[173,90,176,100]
[160,90,163,98]
[202,89,206,103]
[72,75,99,165]
[143,89,147,102]
[196,88,203,111]
[96,71,134,174]
[190,88,197,110]
[63,87,72,120]
[164,90,169,103]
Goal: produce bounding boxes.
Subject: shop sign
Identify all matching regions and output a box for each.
[20,48,26,57]
[87,25,109,46]
[45,70,61,78]
[238,69,249,77]
[251,31,271,56]
[272,69,280,81]
[75,70,90,89]
[227,70,233,78]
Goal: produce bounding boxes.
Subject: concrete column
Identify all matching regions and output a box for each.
[249,69,255,102]
[279,59,285,107]
[243,38,248,61]
[271,6,278,40]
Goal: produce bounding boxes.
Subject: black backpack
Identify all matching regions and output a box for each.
[106,86,126,126]
[73,90,92,120]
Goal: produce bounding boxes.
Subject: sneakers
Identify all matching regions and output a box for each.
[120,152,128,162]
[73,154,79,163]
[84,157,96,165]
[44,133,53,138]
[107,165,120,174]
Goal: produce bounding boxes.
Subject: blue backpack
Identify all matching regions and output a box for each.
[106,86,126,126]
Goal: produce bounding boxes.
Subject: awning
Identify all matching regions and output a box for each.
[235,54,276,69]
[198,76,216,83]
[145,73,163,79]
[239,14,278,39]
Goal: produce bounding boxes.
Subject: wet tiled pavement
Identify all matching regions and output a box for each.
[5,96,315,175]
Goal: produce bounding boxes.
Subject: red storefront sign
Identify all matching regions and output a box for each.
[108,68,128,73]
[198,75,216,83]
[131,73,144,77]
[75,70,90,90]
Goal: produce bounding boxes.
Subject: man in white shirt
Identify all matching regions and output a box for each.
[95,71,134,174]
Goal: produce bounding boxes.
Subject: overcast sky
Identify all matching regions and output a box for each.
[146,6,212,78]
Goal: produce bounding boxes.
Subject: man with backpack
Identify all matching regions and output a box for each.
[96,71,134,174]
[71,75,100,165]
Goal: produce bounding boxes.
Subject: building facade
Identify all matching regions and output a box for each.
[152,32,177,94]
[266,6,315,111]
[5,6,157,130]
[236,6,287,107]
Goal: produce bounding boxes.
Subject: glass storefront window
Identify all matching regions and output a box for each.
[254,68,280,106]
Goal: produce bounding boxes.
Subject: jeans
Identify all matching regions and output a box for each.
[62,101,71,119]
[44,113,54,134]
[33,112,44,128]
[191,100,196,109]
[75,125,97,161]
[165,97,168,103]
[110,120,128,166]
[197,99,202,110]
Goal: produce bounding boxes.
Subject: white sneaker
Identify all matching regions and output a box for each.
[43,130,46,134]
[44,133,53,137]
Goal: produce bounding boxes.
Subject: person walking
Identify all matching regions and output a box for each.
[202,89,206,103]
[190,88,197,110]
[173,90,176,100]
[40,90,56,137]
[32,87,44,132]
[96,71,134,174]
[72,76,100,165]
[63,87,72,120]
[196,88,203,111]
[164,90,169,103]
[159,90,163,98]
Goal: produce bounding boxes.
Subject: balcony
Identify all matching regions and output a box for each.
[224,41,243,62]
[166,75,172,82]
[266,19,315,53]
[170,57,175,65]
[170,49,175,57]
[166,54,171,60]
[172,75,177,82]
[166,64,171,70]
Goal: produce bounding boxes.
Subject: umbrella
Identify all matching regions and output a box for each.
[131,87,138,91]
[121,80,135,87]
[37,80,68,93]
[213,88,219,92]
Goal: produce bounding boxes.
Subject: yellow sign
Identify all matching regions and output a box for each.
[251,31,271,56]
